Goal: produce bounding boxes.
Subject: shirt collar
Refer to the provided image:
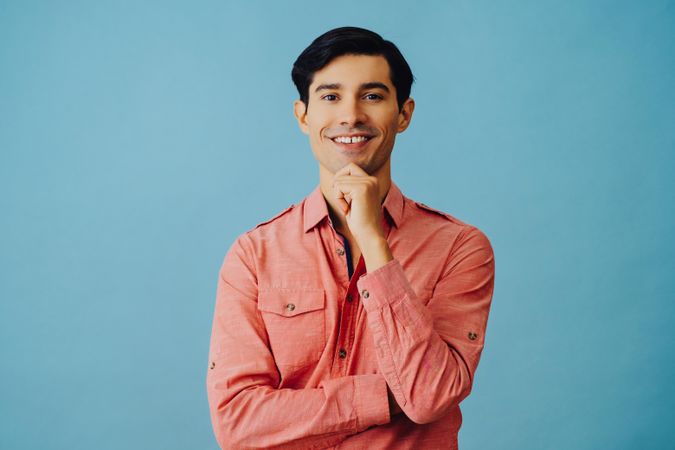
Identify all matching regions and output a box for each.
[303,180,405,233]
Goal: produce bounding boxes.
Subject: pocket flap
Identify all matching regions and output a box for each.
[257,289,325,317]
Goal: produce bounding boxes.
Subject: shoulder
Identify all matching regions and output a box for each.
[221,202,299,275]
[408,199,493,251]
[229,203,297,257]
[251,204,296,230]
[411,200,469,227]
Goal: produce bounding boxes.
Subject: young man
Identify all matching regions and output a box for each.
[206,27,495,449]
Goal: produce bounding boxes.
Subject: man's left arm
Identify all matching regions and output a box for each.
[357,226,495,424]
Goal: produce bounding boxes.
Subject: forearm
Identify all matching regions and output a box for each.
[360,236,393,273]
[357,246,494,425]
[360,274,471,424]
[207,367,390,449]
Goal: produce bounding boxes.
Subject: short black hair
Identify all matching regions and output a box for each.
[291,27,414,111]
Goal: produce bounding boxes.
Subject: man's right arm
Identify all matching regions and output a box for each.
[206,234,391,450]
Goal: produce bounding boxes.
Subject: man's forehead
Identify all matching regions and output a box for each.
[309,54,394,90]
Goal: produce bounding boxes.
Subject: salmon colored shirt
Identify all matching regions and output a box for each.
[206,181,496,450]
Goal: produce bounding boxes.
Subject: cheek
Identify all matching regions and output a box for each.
[309,131,329,155]
[311,131,324,145]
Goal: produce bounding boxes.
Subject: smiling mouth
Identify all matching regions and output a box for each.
[331,135,372,144]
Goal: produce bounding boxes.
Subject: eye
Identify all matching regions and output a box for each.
[364,93,383,101]
[322,94,338,101]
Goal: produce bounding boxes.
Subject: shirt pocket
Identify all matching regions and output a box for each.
[257,288,326,368]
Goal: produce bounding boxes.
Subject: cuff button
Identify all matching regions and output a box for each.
[468,331,478,341]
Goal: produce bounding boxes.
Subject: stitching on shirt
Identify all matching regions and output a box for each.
[252,204,295,230]
[413,201,467,226]
[377,311,408,407]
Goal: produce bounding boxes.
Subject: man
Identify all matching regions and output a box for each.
[206,27,495,449]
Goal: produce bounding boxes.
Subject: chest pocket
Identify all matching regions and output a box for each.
[257,288,326,368]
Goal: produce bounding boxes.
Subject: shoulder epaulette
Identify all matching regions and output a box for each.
[253,204,295,229]
[414,201,466,226]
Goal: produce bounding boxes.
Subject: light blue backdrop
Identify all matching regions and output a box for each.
[1,1,673,449]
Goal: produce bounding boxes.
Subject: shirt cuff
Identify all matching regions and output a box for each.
[353,374,391,431]
[356,259,415,313]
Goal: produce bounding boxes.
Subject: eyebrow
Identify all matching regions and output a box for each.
[313,82,391,93]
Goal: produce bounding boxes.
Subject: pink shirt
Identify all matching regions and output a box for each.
[206,181,496,449]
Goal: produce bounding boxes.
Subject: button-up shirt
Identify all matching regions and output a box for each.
[206,181,496,449]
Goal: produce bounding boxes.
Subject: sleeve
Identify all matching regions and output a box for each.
[206,233,391,450]
[355,225,495,425]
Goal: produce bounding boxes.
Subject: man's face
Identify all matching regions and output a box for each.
[294,54,414,176]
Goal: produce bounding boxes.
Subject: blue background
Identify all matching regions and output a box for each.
[1,1,673,449]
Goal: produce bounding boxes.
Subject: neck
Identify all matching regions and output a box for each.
[319,159,391,234]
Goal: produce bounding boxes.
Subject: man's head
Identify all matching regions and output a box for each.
[292,27,414,112]
[292,27,415,178]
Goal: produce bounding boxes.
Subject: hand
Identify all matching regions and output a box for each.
[331,162,385,246]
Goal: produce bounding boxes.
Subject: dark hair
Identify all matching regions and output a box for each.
[291,27,414,111]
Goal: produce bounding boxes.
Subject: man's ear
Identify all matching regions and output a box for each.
[397,97,415,133]
[293,99,309,135]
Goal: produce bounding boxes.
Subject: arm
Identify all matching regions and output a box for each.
[356,226,495,424]
[206,234,391,450]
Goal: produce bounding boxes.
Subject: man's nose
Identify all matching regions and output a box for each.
[338,98,367,126]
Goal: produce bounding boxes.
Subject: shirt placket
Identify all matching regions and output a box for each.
[329,213,392,376]
[329,227,354,375]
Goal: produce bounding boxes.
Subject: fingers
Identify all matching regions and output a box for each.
[334,162,368,177]
[334,187,351,215]
[331,163,376,217]
[332,177,374,195]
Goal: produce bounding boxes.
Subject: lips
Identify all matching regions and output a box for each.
[331,135,372,144]
[329,134,373,152]
[328,131,377,150]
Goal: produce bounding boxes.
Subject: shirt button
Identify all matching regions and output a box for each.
[346,293,353,302]
[210,361,215,370]
[361,289,369,299]
[468,331,478,341]
[336,247,345,256]
[286,303,295,312]
[338,348,347,359]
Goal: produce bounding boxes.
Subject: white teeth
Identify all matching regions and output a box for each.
[333,136,369,144]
